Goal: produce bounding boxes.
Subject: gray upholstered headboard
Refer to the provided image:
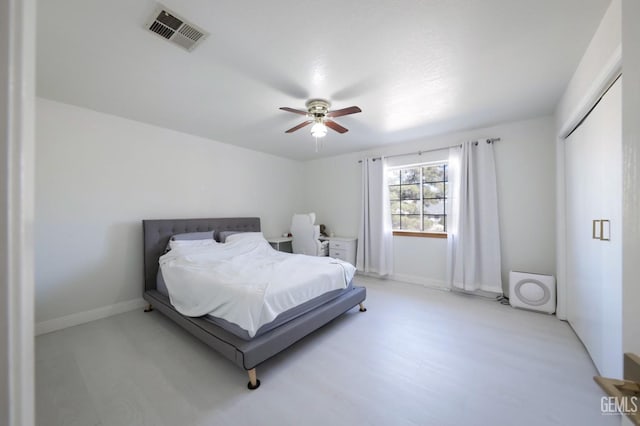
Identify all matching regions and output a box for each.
[142,217,261,292]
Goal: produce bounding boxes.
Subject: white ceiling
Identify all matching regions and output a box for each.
[36,0,610,160]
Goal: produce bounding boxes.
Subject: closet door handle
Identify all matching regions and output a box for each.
[600,219,610,241]
[593,220,601,239]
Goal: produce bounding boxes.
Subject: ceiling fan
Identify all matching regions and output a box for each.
[280,99,362,138]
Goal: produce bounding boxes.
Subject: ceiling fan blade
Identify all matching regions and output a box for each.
[285,120,313,133]
[326,106,362,118]
[325,120,349,134]
[280,107,309,116]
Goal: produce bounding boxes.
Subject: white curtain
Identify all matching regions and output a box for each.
[447,140,502,293]
[356,157,394,276]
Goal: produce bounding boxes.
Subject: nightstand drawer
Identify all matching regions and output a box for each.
[330,249,347,260]
[329,240,349,250]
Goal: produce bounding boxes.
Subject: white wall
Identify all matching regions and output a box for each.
[555,0,621,133]
[621,0,640,358]
[303,116,556,292]
[35,98,305,327]
[1,1,12,418]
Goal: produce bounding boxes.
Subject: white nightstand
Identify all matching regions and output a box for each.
[266,236,293,253]
[321,236,357,266]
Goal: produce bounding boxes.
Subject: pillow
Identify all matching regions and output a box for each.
[169,239,217,250]
[171,230,215,241]
[219,231,239,243]
[164,230,215,253]
[225,232,265,244]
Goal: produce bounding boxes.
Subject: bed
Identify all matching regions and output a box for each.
[142,217,367,389]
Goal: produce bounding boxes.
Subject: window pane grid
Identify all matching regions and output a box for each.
[389,163,447,233]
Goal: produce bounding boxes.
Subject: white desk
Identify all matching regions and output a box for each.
[266,236,293,252]
[319,236,357,266]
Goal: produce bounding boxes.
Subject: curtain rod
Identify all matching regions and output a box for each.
[357,137,501,163]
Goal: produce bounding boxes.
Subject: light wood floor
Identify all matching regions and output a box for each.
[36,277,618,426]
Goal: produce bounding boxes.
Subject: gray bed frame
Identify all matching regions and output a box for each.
[142,217,367,389]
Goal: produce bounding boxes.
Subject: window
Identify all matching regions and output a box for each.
[388,162,448,234]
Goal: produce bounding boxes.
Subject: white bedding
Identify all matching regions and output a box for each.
[159,236,356,338]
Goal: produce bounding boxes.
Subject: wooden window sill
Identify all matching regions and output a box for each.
[392,231,447,239]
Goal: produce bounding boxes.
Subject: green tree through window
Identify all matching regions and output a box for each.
[388,162,448,232]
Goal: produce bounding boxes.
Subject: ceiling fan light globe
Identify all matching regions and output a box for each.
[311,122,328,138]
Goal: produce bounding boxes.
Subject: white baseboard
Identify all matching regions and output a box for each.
[35,298,147,336]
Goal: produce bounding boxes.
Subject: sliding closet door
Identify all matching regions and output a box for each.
[565,77,622,378]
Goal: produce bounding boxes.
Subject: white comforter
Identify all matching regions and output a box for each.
[159,237,355,338]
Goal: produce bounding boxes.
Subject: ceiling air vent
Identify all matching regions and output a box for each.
[146,5,208,52]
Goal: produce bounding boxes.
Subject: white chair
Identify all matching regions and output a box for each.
[290,213,329,256]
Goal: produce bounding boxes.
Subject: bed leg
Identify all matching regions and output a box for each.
[359,302,367,312]
[247,368,260,390]
[144,304,153,312]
